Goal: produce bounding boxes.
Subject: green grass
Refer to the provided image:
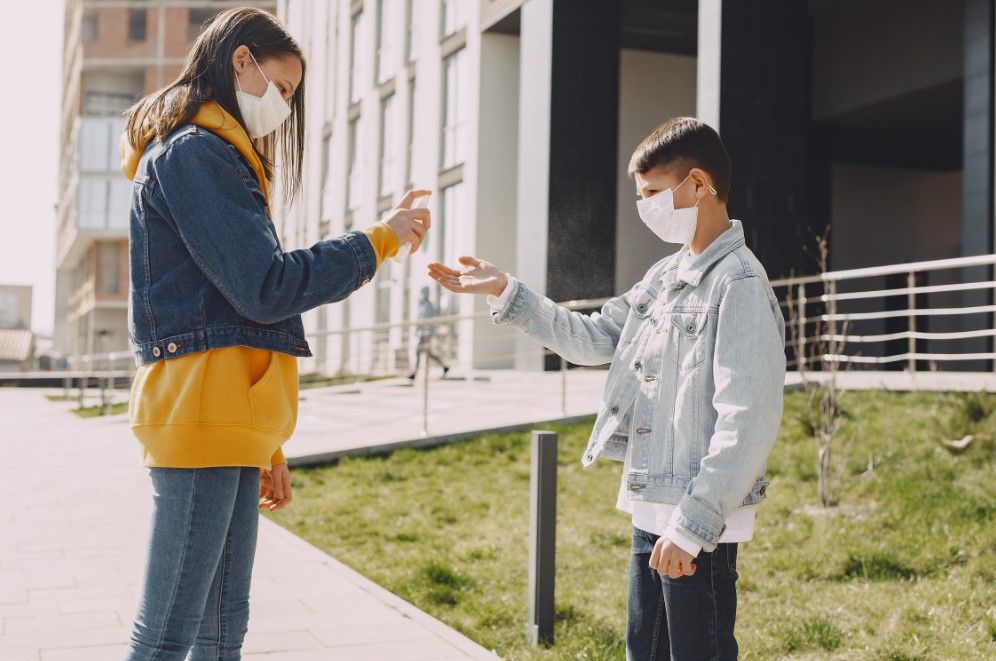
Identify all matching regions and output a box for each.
[298,371,396,390]
[267,390,996,659]
[71,402,129,417]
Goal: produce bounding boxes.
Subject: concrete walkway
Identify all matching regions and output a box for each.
[53,368,996,467]
[0,388,498,660]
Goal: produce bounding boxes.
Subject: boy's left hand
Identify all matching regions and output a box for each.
[428,256,509,296]
[650,537,697,579]
[260,463,293,511]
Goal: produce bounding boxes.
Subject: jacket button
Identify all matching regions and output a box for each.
[633,360,642,371]
[686,322,695,332]
[637,304,646,313]
[610,405,619,414]
[167,342,177,353]
[152,347,161,357]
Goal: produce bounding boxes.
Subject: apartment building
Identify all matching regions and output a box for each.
[54,0,276,362]
[277,0,994,374]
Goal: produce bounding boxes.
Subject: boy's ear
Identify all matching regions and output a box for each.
[689,167,711,196]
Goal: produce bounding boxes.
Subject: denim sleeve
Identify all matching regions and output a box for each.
[149,132,377,325]
[490,278,634,366]
[672,274,786,552]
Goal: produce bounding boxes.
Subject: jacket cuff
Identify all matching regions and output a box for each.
[362,222,400,267]
[672,494,726,553]
[490,278,535,326]
[663,510,703,557]
[486,276,518,310]
[270,446,286,467]
[343,230,378,288]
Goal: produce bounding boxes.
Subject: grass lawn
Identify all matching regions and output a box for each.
[267,390,996,659]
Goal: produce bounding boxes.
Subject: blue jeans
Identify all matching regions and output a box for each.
[125,467,260,660]
[627,527,739,660]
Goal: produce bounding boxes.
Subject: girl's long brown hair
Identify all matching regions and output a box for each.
[124,7,306,204]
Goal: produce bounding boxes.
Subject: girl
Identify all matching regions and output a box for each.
[119,8,427,659]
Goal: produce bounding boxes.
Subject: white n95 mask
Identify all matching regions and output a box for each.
[235,50,291,139]
[636,175,717,244]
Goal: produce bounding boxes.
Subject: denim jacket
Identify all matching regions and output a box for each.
[127,125,377,366]
[491,220,786,551]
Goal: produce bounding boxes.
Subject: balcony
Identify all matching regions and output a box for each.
[58,116,131,269]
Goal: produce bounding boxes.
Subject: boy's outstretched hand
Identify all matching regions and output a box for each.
[427,256,509,297]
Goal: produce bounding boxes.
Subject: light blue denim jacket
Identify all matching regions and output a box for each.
[491,220,786,551]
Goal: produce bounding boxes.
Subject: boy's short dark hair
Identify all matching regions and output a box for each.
[627,117,731,202]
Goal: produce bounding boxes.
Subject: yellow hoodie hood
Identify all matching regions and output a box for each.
[119,100,270,202]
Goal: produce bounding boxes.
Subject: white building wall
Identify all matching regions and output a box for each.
[279,0,482,376]
[615,49,697,293]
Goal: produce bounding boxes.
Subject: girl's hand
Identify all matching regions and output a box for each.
[384,189,432,252]
[260,463,293,511]
[427,256,509,296]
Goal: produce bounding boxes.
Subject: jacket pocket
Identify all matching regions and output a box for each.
[247,351,297,436]
[671,311,708,370]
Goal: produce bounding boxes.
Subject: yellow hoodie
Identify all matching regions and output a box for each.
[121,101,398,469]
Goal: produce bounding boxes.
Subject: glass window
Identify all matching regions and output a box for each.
[188,8,218,42]
[108,179,133,230]
[128,8,147,42]
[405,0,416,61]
[98,242,120,294]
[441,49,467,169]
[379,94,397,198]
[85,91,136,116]
[349,11,365,104]
[376,0,398,84]
[77,179,106,229]
[375,266,392,324]
[319,131,333,224]
[347,118,361,211]
[405,77,416,186]
[81,11,98,43]
[440,181,465,265]
[441,0,464,37]
[0,291,17,328]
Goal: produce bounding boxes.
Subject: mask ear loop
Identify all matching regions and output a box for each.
[693,183,719,208]
[236,49,269,94]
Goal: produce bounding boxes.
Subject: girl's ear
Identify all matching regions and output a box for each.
[231,44,248,74]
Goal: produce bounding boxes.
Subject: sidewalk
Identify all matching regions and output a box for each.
[52,367,996,467]
[0,388,498,660]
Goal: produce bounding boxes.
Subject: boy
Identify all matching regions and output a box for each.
[428,117,785,660]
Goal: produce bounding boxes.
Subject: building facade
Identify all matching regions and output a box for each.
[277,0,995,375]
[54,0,276,362]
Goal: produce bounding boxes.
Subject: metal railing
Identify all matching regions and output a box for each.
[25,253,996,422]
[770,253,996,371]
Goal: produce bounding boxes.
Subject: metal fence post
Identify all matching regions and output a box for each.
[527,430,557,646]
[795,283,806,372]
[559,355,567,417]
[421,345,430,437]
[907,270,917,373]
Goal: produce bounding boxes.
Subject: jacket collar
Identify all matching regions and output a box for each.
[119,101,270,203]
[661,219,745,291]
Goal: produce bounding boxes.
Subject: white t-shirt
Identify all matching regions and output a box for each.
[487,260,756,556]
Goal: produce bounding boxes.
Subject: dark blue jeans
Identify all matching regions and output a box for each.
[125,467,260,660]
[627,526,739,660]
